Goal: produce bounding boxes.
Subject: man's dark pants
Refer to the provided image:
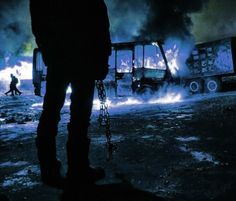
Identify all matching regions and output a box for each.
[36,66,95,182]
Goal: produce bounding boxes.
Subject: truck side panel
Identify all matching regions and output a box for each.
[185,38,234,79]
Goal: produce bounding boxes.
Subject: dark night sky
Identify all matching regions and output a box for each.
[0,0,236,61]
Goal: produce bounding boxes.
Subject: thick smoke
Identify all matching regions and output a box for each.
[191,0,236,43]
[106,0,209,41]
[105,0,149,42]
[138,0,209,41]
[0,0,33,69]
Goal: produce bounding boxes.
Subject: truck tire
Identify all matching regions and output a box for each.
[204,77,221,93]
[189,79,203,94]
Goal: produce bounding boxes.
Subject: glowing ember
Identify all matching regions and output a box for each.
[93,98,142,110]
[115,97,143,106]
[92,94,182,110]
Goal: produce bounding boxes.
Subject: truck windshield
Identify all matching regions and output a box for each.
[144,44,166,70]
[116,50,133,73]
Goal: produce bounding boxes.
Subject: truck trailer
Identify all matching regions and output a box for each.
[183,37,236,93]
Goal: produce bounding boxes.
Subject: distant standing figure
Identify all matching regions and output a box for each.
[5,74,22,96]
[29,0,112,193]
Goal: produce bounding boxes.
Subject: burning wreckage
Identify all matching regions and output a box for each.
[32,36,236,97]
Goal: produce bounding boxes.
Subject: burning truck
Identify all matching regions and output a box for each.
[32,40,175,97]
[32,36,236,96]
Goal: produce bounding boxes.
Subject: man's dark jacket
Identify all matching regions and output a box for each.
[29,0,112,78]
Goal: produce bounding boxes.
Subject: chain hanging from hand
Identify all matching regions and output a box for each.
[95,80,116,160]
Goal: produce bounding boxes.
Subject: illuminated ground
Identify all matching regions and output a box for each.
[0,90,236,201]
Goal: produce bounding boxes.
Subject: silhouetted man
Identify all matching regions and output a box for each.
[29,0,111,191]
[5,74,22,96]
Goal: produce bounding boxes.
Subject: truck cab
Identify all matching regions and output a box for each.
[107,40,173,96]
[32,40,173,97]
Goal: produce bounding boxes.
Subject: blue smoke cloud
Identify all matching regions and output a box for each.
[0,0,33,69]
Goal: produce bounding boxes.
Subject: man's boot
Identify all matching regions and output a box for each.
[36,136,65,189]
[66,137,105,187]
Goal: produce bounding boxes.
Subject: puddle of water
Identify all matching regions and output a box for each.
[31,102,43,107]
[176,114,193,119]
[191,151,219,165]
[1,165,40,189]
[0,132,21,142]
[141,135,153,139]
[178,146,220,165]
[0,124,15,128]
[91,135,123,144]
[179,146,189,152]
[0,161,29,168]
[0,122,37,142]
[2,177,39,189]
[14,165,40,176]
[176,136,200,142]
[146,124,156,129]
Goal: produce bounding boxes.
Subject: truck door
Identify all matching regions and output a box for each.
[115,47,134,96]
[133,42,168,94]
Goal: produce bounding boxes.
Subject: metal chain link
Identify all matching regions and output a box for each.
[95,80,116,160]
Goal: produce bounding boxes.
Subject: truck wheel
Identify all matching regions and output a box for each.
[189,80,203,94]
[204,78,221,93]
